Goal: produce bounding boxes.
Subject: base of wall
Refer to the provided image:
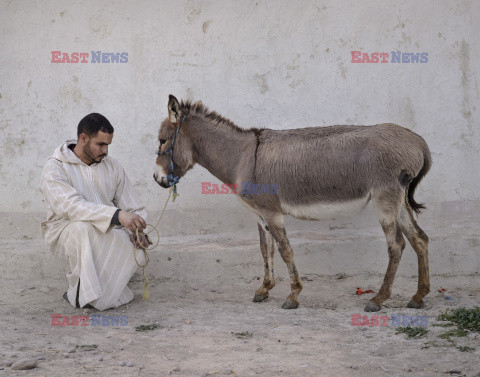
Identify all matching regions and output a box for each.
[1,200,479,282]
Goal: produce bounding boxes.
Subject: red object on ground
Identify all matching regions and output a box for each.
[356,287,375,295]
[438,288,446,292]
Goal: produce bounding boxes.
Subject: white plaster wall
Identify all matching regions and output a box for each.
[0,0,479,214]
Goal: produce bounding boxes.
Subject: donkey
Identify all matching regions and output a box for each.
[154,95,432,312]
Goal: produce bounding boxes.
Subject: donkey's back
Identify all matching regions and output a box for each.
[255,123,431,216]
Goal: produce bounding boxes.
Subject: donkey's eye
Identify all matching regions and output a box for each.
[160,139,166,145]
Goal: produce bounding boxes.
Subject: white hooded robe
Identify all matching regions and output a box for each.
[40,140,146,310]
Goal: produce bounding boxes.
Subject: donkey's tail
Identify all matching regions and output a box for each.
[407,146,432,214]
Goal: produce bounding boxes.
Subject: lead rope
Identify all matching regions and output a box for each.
[133,115,185,299]
[133,184,178,300]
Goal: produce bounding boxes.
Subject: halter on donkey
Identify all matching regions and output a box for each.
[154,95,431,312]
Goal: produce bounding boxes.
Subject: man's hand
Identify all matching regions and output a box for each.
[129,233,152,249]
[118,210,147,233]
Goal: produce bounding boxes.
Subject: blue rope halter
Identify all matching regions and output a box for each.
[158,115,187,194]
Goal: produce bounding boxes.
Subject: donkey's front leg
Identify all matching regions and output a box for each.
[267,221,303,309]
[253,221,276,303]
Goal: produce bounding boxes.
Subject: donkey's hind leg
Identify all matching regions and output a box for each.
[399,200,430,308]
[265,215,303,309]
[366,189,406,312]
[253,219,276,302]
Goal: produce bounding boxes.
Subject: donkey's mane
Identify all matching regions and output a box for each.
[180,100,255,134]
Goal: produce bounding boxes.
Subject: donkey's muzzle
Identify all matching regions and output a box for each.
[153,173,170,189]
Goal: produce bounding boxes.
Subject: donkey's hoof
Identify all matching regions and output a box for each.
[364,301,381,312]
[281,299,299,309]
[407,299,424,309]
[253,293,269,302]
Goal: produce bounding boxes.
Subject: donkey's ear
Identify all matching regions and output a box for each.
[168,95,180,124]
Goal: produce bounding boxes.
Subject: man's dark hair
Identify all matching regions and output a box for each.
[77,113,114,137]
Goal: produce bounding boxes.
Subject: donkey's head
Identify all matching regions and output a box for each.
[154,95,196,188]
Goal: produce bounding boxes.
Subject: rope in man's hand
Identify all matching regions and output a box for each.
[132,185,176,300]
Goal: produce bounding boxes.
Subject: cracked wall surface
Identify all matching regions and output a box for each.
[0,0,479,214]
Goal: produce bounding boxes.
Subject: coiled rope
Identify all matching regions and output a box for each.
[133,185,178,300]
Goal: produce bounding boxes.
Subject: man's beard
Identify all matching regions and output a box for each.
[83,141,106,163]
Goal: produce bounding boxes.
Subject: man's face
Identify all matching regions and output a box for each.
[82,131,113,164]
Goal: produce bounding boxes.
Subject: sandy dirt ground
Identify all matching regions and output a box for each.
[1,218,480,377]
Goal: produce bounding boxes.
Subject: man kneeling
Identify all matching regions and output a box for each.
[40,113,150,310]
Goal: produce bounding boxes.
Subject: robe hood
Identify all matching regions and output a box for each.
[49,140,83,164]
